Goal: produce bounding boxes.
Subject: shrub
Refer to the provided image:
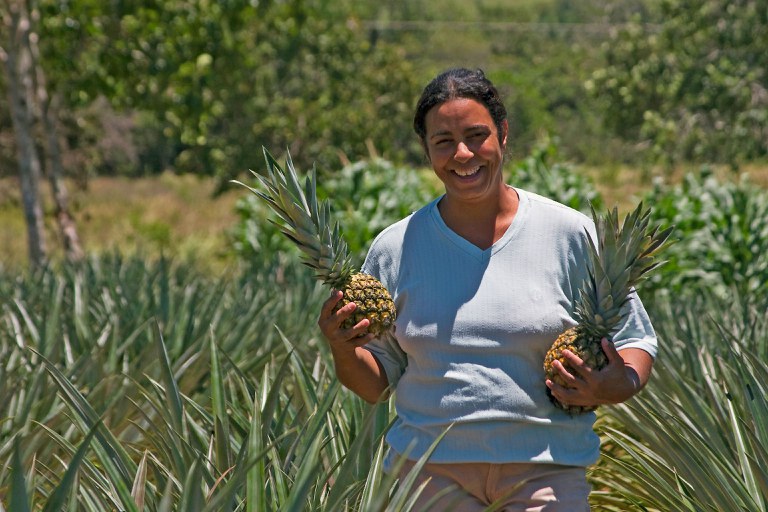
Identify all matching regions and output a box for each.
[508,139,604,214]
[641,168,768,302]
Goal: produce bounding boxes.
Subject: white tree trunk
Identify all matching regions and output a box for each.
[26,3,84,262]
[1,0,47,267]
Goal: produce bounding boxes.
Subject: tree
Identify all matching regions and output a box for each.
[1,0,84,267]
[26,1,83,261]
[36,0,421,180]
[1,0,48,267]
[587,0,768,167]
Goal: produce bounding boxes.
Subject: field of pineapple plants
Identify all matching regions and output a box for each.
[1,153,767,511]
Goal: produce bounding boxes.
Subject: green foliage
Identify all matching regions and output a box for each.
[587,169,768,510]
[641,168,768,301]
[317,158,439,261]
[0,255,444,510]
[591,288,768,511]
[11,0,768,186]
[33,0,422,179]
[508,139,604,213]
[588,0,768,166]
[488,24,611,162]
[232,156,438,269]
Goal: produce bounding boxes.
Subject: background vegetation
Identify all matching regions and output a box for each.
[1,0,767,510]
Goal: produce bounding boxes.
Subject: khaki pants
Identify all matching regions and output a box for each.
[396,459,591,512]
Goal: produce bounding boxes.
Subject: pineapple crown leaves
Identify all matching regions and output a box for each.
[575,201,675,336]
[232,147,355,287]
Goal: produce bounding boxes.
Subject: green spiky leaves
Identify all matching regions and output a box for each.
[545,202,674,415]
[574,202,674,340]
[233,148,355,289]
[233,147,396,336]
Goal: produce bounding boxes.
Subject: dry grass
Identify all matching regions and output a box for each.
[2,161,766,272]
[583,161,768,210]
[0,173,241,272]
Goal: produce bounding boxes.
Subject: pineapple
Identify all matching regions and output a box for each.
[544,202,673,415]
[233,148,396,336]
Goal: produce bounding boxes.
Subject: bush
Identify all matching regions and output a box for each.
[641,168,768,302]
[508,139,604,214]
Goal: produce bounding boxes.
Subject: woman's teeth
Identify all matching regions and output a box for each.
[455,166,480,177]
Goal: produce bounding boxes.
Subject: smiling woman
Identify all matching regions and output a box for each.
[424,97,516,249]
[316,67,658,511]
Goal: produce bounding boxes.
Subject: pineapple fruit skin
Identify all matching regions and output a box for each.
[543,327,608,415]
[332,273,396,337]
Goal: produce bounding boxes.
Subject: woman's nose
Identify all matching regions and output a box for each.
[454,141,473,162]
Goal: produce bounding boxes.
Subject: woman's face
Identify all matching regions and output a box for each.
[424,98,508,205]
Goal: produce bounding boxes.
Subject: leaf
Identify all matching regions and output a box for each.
[178,459,205,512]
[42,421,102,512]
[10,438,32,512]
[36,350,139,512]
[152,320,185,434]
[210,331,232,474]
[130,451,149,511]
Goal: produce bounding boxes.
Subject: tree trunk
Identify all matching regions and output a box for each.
[42,95,85,262]
[1,0,47,268]
[26,3,84,262]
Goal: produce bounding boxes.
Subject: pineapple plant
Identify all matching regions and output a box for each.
[233,148,396,336]
[544,202,673,414]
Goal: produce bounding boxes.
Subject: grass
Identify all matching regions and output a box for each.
[0,173,241,273]
[582,160,768,209]
[2,160,766,274]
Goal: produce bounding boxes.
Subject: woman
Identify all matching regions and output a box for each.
[318,68,656,511]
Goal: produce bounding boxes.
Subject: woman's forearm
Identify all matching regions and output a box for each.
[330,345,390,404]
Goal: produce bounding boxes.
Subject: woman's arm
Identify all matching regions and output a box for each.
[318,291,390,403]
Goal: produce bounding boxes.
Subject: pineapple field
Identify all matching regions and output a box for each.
[3,0,768,508]
[1,154,767,511]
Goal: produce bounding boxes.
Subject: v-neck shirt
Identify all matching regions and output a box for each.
[361,188,657,467]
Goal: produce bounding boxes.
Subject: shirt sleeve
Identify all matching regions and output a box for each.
[364,331,408,390]
[356,226,409,390]
[612,288,658,359]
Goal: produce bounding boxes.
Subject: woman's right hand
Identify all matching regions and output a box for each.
[317,290,375,354]
[317,290,389,403]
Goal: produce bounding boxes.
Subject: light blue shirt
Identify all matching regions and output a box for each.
[361,188,657,467]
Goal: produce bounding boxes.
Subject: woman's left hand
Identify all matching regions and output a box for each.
[545,339,653,408]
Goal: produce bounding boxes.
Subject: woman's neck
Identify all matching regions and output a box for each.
[438,185,519,249]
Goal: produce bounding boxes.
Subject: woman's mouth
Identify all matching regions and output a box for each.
[454,166,481,177]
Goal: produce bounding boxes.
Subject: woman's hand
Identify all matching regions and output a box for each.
[545,339,653,408]
[317,290,376,353]
[317,290,389,403]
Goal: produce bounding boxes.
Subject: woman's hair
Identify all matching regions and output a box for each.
[413,68,507,149]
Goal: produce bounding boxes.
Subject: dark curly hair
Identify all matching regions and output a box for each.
[413,68,508,151]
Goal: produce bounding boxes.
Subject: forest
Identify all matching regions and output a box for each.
[1,0,767,510]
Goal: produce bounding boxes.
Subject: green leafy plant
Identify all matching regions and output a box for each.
[0,255,445,510]
[508,139,603,213]
[591,289,768,511]
[588,0,768,167]
[641,168,768,301]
